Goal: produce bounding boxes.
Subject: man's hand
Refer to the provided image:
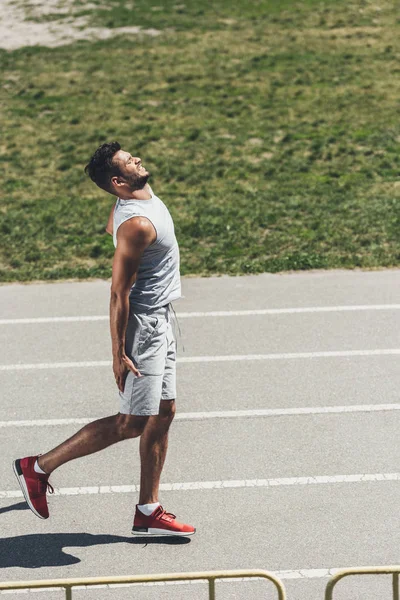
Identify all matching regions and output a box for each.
[113,354,142,392]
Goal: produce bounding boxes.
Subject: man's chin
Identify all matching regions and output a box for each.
[131,174,150,190]
[141,173,150,187]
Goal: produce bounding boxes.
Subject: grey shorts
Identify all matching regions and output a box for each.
[119,303,177,416]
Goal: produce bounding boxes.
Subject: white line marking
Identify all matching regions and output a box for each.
[0,349,399,371]
[1,472,399,499]
[179,349,400,363]
[0,316,109,325]
[1,403,400,428]
[72,566,342,582]
[178,305,400,317]
[0,361,111,371]
[0,418,94,428]
[0,304,399,325]
[179,404,400,419]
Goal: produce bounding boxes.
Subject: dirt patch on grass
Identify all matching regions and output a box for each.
[310,26,382,37]
[1,0,161,50]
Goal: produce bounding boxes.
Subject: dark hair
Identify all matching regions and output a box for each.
[84,141,122,192]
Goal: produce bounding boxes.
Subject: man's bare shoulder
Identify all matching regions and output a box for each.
[117,216,156,247]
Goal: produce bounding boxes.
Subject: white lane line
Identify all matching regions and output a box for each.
[178,305,400,317]
[179,349,400,363]
[0,349,399,371]
[1,472,399,499]
[0,316,109,325]
[2,403,400,428]
[0,304,399,324]
[0,361,111,371]
[0,417,94,428]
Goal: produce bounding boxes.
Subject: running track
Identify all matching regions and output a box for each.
[0,270,399,600]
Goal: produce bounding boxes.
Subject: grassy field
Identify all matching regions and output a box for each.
[1,0,400,281]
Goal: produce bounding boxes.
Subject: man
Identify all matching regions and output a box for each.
[13,141,195,537]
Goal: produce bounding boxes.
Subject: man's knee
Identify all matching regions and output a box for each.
[116,413,149,440]
[159,399,176,424]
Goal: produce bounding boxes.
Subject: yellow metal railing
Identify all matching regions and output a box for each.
[0,569,286,600]
[325,566,400,600]
[9,565,400,599]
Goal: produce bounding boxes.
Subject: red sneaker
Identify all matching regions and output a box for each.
[13,456,54,519]
[132,505,196,537]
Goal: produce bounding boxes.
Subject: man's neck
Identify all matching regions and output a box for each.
[119,184,152,201]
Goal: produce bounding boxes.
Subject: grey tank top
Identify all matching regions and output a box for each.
[113,186,181,312]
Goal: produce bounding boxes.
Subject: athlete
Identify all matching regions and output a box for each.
[13,141,195,537]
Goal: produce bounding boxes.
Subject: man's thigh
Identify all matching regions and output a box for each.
[120,307,169,416]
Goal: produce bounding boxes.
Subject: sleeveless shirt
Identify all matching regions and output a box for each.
[113,186,181,312]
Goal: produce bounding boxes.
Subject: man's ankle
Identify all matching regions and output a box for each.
[137,502,160,516]
[34,458,48,475]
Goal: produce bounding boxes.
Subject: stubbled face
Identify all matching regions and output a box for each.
[113,149,150,191]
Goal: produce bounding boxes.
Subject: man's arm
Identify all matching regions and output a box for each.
[110,217,156,391]
[105,203,116,235]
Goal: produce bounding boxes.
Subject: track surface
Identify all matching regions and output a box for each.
[0,269,399,600]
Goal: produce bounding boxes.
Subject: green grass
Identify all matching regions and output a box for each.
[1,0,400,281]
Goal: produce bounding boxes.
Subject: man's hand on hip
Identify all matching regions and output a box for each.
[113,355,142,392]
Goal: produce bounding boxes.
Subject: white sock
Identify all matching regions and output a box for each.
[137,502,160,516]
[34,459,47,475]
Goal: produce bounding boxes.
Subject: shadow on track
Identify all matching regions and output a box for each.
[0,532,191,568]
[0,501,28,515]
